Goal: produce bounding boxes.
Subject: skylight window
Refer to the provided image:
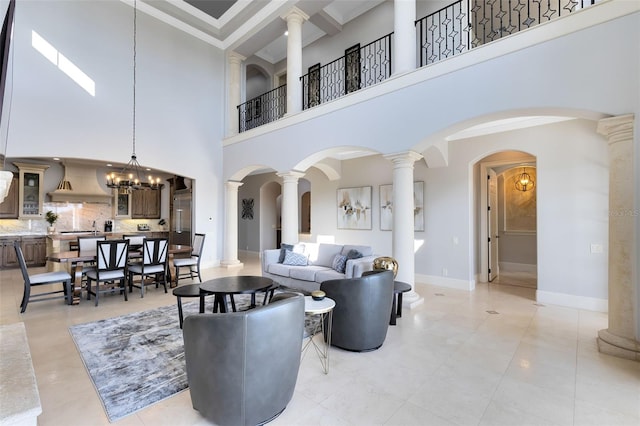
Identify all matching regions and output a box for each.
[31,30,95,96]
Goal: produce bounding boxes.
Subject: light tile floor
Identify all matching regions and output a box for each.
[1,253,638,426]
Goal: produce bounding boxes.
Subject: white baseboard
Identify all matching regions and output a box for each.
[536,290,608,312]
[415,273,475,291]
[499,262,537,274]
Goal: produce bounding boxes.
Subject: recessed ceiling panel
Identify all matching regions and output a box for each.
[184,0,237,20]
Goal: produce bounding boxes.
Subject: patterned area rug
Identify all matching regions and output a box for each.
[69,292,316,422]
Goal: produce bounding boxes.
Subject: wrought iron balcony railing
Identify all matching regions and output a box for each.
[237,84,287,133]
[300,33,393,110]
[237,0,602,132]
[416,0,600,67]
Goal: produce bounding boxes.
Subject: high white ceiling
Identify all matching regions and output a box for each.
[137,0,384,63]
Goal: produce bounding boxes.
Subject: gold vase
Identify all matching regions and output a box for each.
[372,256,398,278]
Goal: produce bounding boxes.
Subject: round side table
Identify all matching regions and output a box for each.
[172,284,213,329]
[303,296,335,374]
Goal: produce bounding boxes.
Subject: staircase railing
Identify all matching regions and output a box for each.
[237,84,287,133]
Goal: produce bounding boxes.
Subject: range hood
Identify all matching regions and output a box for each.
[48,162,113,203]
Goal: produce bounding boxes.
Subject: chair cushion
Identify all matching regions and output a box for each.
[173,257,198,267]
[86,270,125,281]
[128,264,165,274]
[29,271,71,284]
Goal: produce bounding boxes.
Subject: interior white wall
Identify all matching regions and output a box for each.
[2,1,225,266]
[438,119,608,303]
[274,119,608,309]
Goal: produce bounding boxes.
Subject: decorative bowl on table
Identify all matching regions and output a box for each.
[311,290,325,301]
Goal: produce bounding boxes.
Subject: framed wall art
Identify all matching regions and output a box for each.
[337,186,372,229]
[379,181,424,231]
[241,198,254,220]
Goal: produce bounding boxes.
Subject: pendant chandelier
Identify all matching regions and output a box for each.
[514,167,535,192]
[106,0,159,194]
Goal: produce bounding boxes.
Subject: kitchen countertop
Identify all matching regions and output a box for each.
[46,231,168,241]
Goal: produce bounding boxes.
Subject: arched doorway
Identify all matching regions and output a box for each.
[478,151,537,289]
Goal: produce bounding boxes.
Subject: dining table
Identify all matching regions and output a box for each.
[47,244,192,304]
[199,276,276,313]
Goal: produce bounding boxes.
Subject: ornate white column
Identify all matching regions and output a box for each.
[384,151,424,308]
[393,0,416,75]
[277,171,305,245]
[221,181,243,268]
[227,51,246,136]
[281,7,309,115]
[596,114,639,360]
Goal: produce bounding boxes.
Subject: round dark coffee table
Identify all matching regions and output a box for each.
[172,284,214,329]
[200,276,275,313]
[391,281,411,325]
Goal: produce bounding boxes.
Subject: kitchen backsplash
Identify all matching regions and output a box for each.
[0,202,168,235]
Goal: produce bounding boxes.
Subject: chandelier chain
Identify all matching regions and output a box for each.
[132,0,136,157]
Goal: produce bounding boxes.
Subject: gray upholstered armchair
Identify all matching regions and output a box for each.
[320,270,394,352]
[182,293,305,426]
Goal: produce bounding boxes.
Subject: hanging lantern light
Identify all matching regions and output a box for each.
[515,167,535,192]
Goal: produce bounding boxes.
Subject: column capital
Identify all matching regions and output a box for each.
[597,114,635,145]
[383,151,423,167]
[280,6,309,23]
[277,170,306,183]
[225,180,244,190]
[227,51,246,65]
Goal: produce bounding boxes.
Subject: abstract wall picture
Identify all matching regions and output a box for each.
[337,186,372,229]
[241,198,254,220]
[380,184,393,231]
[379,181,424,231]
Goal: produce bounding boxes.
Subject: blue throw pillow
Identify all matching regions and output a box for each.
[283,250,308,266]
[278,243,294,263]
[332,254,347,273]
[346,249,363,260]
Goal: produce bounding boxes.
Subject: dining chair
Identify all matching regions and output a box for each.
[14,241,72,313]
[85,240,130,306]
[128,238,169,297]
[77,235,106,279]
[174,233,205,284]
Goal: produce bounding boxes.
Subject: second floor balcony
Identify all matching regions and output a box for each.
[235,0,601,134]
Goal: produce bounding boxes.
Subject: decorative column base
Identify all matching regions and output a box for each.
[597,329,640,361]
[402,290,424,310]
[220,260,243,269]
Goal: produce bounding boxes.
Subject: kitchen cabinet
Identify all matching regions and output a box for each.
[0,236,46,269]
[0,237,19,269]
[131,189,161,219]
[0,174,19,219]
[113,191,131,218]
[21,237,46,267]
[14,162,50,219]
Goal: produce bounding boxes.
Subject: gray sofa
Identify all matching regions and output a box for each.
[261,242,376,293]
